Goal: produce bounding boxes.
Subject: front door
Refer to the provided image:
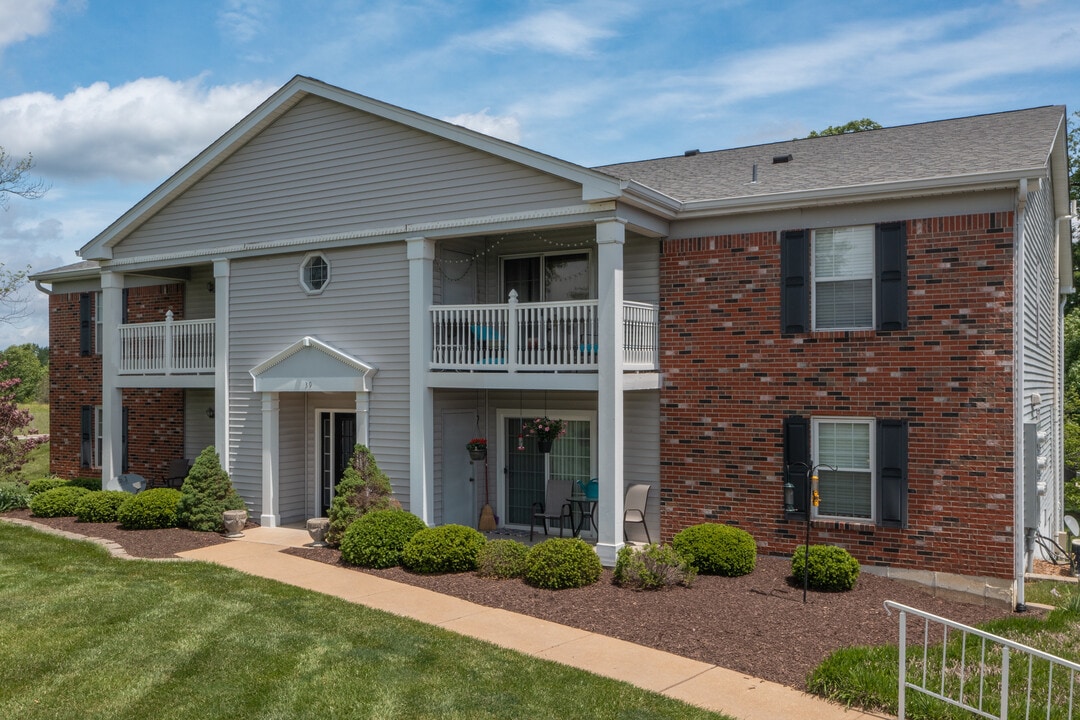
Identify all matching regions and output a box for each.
[319,411,356,516]
[442,411,478,526]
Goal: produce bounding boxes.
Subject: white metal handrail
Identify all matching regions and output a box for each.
[885,600,1080,720]
[118,312,215,375]
[430,293,659,372]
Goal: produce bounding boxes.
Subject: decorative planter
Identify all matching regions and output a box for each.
[222,509,247,538]
[468,448,487,461]
[307,517,330,547]
[537,438,553,453]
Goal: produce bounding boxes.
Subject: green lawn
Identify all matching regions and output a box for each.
[18,402,49,434]
[0,522,727,720]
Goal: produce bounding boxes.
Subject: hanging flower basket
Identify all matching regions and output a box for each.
[522,417,566,453]
[466,437,487,460]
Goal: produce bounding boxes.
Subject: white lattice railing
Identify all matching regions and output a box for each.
[118,312,215,375]
[430,293,658,372]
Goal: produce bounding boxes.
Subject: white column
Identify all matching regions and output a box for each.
[407,236,435,525]
[261,392,280,527]
[595,218,626,564]
[100,271,124,491]
[213,259,231,473]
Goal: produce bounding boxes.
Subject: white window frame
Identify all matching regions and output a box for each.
[495,407,597,530]
[299,252,330,295]
[92,405,103,469]
[811,417,875,522]
[93,291,103,355]
[500,249,594,303]
[811,225,875,331]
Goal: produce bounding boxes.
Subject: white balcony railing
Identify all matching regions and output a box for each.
[430,292,658,372]
[118,311,215,375]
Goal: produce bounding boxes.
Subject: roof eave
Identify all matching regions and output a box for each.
[675,168,1049,218]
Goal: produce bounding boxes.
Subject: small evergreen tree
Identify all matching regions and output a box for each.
[177,446,245,532]
[326,444,399,546]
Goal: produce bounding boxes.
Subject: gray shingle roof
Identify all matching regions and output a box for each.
[593,106,1065,204]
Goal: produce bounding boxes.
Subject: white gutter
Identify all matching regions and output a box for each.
[1014,178,1028,612]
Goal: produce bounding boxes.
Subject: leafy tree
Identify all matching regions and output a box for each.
[177,446,246,532]
[0,146,47,210]
[326,444,400,546]
[0,264,32,327]
[807,119,882,137]
[0,344,46,404]
[0,361,47,477]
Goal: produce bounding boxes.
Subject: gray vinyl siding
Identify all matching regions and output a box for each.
[184,388,215,458]
[623,390,660,539]
[1022,183,1060,534]
[624,236,659,305]
[185,265,216,320]
[113,95,584,260]
[278,392,307,524]
[227,241,410,512]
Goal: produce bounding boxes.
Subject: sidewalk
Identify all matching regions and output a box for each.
[178,526,891,720]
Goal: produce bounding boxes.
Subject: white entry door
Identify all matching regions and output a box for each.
[442,411,478,527]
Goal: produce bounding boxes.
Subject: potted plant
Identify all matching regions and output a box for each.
[466,437,488,461]
[521,416,566,453]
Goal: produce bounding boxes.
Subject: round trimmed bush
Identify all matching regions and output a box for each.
[27,477,70,497]
[791,544,861,592]
[476,539,529,579]
[400,524,486,574]
[671,523,757,576]
[74,490,131,524]
[0,481,31,511]
[29,486,90,517]
[340,509,427,568]
[523,537,602,589]
[613,543,695,590]
[117,488,182,530]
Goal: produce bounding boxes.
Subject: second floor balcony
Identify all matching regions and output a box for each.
[430,293,658,374]
[118,311,215,375]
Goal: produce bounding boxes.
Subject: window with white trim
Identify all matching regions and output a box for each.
[300,253,330,294]
[812,418,874,520]
[812,226,874,330]
[94,291,103,355]
[502,251,591,302]
[93,406,103,469]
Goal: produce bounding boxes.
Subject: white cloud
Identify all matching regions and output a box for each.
[217,0,272,44]
[442,109,521,143]
[457,9,617,57]
[0,0,57,51]
[0,76,276,183]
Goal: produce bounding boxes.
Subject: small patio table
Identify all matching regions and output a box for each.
[567,495,596,537]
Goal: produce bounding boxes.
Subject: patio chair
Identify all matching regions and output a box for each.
[531,477,573,541]
[162,458,193,489]
[624,483,652,544]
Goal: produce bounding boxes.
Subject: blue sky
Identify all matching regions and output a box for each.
[0,0,1077,347]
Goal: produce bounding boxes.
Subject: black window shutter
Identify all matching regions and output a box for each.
[79,293,92,356]
[122,407,130,474]
[122,288,129,324]
[783,415,811,518]
[875,222,907,330]
[877,419,908,528]
[80,406,93,467]
[780,229,810,333]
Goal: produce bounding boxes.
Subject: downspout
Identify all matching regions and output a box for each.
[34,281,55,296]
[1014,179,1028,613]
[1056,210,1075,547]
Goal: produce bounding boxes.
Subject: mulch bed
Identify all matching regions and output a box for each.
[1,508,1043,689]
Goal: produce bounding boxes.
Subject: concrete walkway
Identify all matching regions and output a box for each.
[176,526,890,720]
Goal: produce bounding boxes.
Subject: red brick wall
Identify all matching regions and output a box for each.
[49,284,186,484]
[659,213,1016,579]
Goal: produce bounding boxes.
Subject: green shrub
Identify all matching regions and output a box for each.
[613,543,695,590]
[74,490,131,523]
[177,446,245,532]
[28,486,91,517]
[327,445,399,547]
[791,544,860,592]
[340,509,427,568]
[117,488,182,530]
[671,523,757,576]
[400,524,486,574]
[476,539,530,579]
[0,481,31,511]
[523,537,603,589]
[67,477,102,492]
[27,476,69,497]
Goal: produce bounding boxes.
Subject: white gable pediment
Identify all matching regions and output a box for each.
[250,337,377,393]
